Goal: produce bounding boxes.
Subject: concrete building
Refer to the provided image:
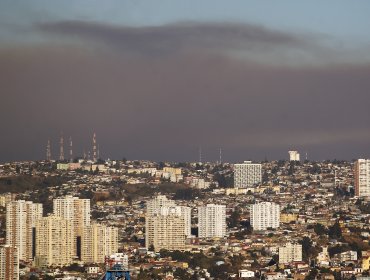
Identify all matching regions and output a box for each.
[278,243,302,264]
[0,193,16,207]
[250,202,280,230]
[35,215,74,267]
[6,200,43,262]
[0,245,19,280]
[158,206,191,237]
[81,223,118,263]
[288,151,300,162]
[53,196,90,258]
[145,196,187,251]
[146,213,185,252]
[146,195,176,216]
[234,161,262,188]
[198,204,226,238]
[354,159,370,197]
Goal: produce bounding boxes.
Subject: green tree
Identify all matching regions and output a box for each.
[228,208,240,228]
[300,236,313,260]
[314,223,328,236]
[328,221,342,239]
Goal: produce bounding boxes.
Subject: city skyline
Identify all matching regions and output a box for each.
[1,1,370,162]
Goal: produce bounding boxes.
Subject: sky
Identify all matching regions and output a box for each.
[1,1,370,162]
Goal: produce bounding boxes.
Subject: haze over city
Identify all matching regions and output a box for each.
[1,1,370,162]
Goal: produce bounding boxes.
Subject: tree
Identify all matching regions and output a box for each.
[314,223,328,236]
[305,268,318,280]
[228,208,240,228]
[148,244,155,251]
[300,236,313,260]
[328,221,342,239]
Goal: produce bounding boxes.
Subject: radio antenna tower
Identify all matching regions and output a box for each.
[59,132,64,161]
[199,146,202,163]
[93,133,97,162]
[219,148,222,165]
[69,136,73,162]
[46,139,51,161]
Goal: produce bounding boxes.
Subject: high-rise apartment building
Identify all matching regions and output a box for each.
[278,243,302,264]
[158,206,191,237]
[146,195,187,251]
[250,202,280,230]
[81,223,118,263]
[0,193,16,207]
[146,196,191,237]
[198,204,226,238]
[6,200,43,262]
[35,215,74,267]
[146,195,176,216]
[354,159,370,197]
[0,245,19,280]
[288,151,300,162]
[234,161,262,188]
[146,214,185,252]
[53,196,90,258]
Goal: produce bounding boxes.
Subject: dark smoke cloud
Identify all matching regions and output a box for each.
[1,21,370,162]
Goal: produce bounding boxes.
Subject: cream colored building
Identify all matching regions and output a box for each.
[0,245,19,280]
[35,215,74,267]
[0,193,16,207]
[280,213,298,224]
[146,195,176,216]
[6,200,43,262]
[355,159,370,197]
[146,213,185,252]
[81,223,118,263]
[53,196,90,258]
[163,167,182,176]
[146,196,191,238]
[278,243,302,264]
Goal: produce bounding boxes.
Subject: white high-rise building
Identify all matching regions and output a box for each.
[288,151,300,162]
[250,202,280,230]
[6,200,43,262]
[234,161,262,188]
[81,223,118,263]
[53,196,90,257]
[35,215,74,267]
[278,243,302,264]
[198,204,226,238]
[0,245,19,280]
[355,159,370,197]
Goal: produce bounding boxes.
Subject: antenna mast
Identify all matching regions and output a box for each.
[59,132,64,161]
[93,133,97,162]
[199,146,202,163]
[46,139,51,161]
[69,136,73,162]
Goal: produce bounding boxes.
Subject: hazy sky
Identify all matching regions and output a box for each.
[1,1,370,162]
